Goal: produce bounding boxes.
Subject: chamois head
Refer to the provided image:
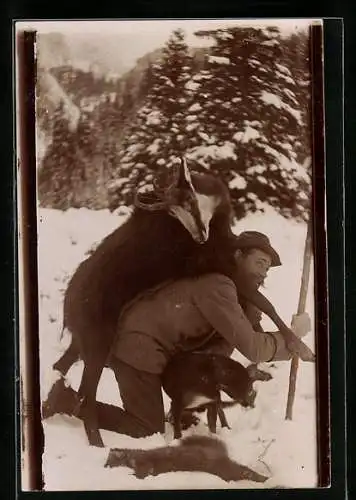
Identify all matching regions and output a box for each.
[135,157,231,244]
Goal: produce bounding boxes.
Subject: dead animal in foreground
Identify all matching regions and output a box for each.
[105,435,268,483]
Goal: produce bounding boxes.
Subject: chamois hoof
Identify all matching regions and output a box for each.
[87,429,104,448]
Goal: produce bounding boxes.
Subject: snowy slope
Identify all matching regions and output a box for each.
[37,206,318,490]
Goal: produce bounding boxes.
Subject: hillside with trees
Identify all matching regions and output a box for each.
[37,26,312,222]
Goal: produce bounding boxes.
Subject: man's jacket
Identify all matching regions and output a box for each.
[112,273,292,374]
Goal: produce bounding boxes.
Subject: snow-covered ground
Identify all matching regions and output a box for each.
[36,205,318,490]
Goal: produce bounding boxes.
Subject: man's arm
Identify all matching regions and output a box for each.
[193,274,293,363]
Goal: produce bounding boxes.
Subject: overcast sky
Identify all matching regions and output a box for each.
[16,19,321,72]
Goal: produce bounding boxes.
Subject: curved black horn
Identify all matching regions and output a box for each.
[175,156,194,189]
[169,160,181,189]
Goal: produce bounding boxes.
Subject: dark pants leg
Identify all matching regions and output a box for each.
[43,359,165,438]
[109,358,165,437]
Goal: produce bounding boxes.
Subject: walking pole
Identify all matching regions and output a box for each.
[285,220,313,420]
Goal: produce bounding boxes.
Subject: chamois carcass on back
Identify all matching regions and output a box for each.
[49,157,313,447]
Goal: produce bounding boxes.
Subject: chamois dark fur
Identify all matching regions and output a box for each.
[52,163,304,447]
[162,352,256,439]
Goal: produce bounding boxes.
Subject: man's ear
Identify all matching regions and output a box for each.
[234,249,243,260]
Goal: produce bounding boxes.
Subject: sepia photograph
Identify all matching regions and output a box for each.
[15,18,326,491]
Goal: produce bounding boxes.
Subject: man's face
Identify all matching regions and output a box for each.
[235,248,272,289]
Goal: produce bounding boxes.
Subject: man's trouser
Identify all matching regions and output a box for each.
[109,358,165,437]
[50,358,166,438]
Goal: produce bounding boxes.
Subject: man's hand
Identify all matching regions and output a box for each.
[291,312,312,338]
[282,326,315,362]
[285,336,315,362]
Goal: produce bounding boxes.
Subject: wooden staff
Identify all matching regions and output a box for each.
[285,220,313,420]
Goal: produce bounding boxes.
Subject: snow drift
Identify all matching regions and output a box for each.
[36,205,318,490]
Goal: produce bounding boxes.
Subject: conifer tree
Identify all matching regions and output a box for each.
[112,28,195,206]
[185,26,311,220]
[38,102,76,208]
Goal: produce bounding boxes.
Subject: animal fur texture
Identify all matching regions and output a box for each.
[162,352,256,439]
[105,435,268,483]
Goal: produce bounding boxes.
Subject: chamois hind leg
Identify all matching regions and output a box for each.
[53,336,80,376]
[170,399,184,440]
[42,337,80,419]
[218,406,230,429]
[75,340,112,448]
[206,403,218,434]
